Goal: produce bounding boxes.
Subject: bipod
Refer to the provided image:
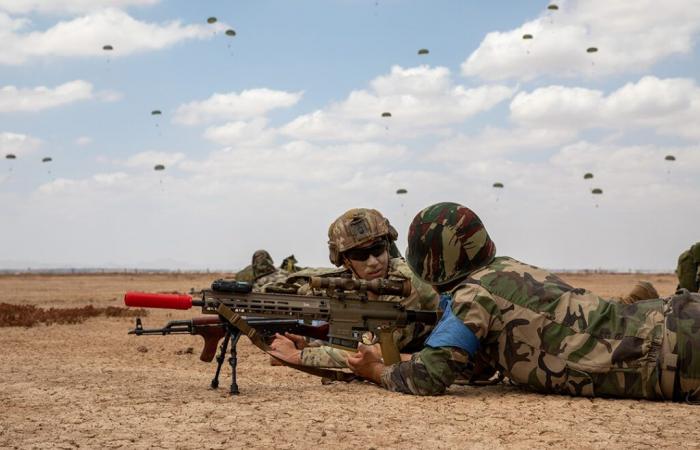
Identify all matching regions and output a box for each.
[210,325,242,395]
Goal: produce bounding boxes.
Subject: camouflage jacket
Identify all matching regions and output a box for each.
[300,258,439,368]
[677,242,700,292]
[252,268,290,292]
[381,256,700,400]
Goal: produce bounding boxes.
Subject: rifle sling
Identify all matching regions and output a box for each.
[216,304,358,383]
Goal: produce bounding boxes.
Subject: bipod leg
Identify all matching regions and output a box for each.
[211,332,231,389]
[228,328,242,395]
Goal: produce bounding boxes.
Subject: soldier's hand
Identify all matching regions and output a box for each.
[269,333,302,365]
[346,344,385,384]
[284,332,308,350]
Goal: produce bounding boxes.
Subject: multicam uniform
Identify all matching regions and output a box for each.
[238,249,290,292]
[381,202,700,401]
[300,257,438,368]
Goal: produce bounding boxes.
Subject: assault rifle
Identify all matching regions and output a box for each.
[125,277,439,394]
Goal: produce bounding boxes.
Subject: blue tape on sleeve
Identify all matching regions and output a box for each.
[425,294,479,357]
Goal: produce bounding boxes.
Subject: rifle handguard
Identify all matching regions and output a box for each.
[309,277,411,297]
[124,292,195,310]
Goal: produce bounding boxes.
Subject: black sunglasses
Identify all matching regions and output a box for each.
[344,240,388,262]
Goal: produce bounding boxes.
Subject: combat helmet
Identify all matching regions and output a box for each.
[406,202,496,286]
[252,249,276,280]
[328,208,398,266]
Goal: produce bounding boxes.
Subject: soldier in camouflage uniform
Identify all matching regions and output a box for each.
[236,250,290,292]
[676,242,700,293]
[269,208,438,368]
[347,202,700,401]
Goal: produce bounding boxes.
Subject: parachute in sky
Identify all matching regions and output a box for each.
[547,4,559,10]
[154,164,165,171]
[665,155,676,161]
[396,188,407,195]
[583,173,594,180]
[381,112,392,118]
[492,182,504,188]
[151,110,162,116]
[42,157,52,163]
[586,47,598,53]
[522,34,533,40]
[207,17,217,24]
[417,48,429,55]
[591,188,603,195]
[225,29,236,37]
[102,45,113,51]
[5,154,16,160]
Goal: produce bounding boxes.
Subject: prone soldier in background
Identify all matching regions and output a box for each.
[676,242,700,293]
[235,250,290,292]
[269,208,439,369]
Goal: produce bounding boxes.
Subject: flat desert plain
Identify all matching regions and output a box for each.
[1,271,698,450]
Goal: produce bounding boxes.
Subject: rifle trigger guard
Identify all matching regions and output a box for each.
[361,331,378,346]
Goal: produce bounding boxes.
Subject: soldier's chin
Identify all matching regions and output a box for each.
[364,270,384,280]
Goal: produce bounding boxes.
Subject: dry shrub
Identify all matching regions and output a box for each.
[0,303,148,328]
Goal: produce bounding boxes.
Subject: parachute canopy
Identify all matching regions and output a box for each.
[225,29,236,37]
[381,112,392,118]
[151,110,162,116]
[207,17,217,24]
[417,48,429,55]
[396,188,407,195]
[102,45,113,51]
[154,164,165,171]
[591,188,603,195]
[492,182,504,189]
[42,157,52,163]
[665,155,676,161]
[522,34,533,40]
[587,47,598,53]
[547,4,559,10]
[5,153,16,160]
[583,173,594,180]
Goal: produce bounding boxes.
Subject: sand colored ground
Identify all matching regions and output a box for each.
[1,271,697,450]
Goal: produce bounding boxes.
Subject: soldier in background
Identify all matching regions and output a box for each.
[676,242,700,293]
[347,202,700,402]
[235,250,289,292]
[269,208,439,369]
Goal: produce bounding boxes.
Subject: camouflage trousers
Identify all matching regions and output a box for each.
[656,290,700,402]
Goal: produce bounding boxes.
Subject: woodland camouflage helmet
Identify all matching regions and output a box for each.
[328,208,398,266]
[406,202,496,286]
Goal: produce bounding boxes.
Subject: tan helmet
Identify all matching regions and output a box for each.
[328,208,398,266]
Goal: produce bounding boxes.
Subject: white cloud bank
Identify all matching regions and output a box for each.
[510,76,700,139]
[0,0,158,15]
[0,9,221,65]
[462,0,700,81]
[281,65,515,141]
[0,80,93,112]
[0,131,41,156]
[173,89,303,126]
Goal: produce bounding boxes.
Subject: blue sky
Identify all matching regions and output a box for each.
[1,0,698,271]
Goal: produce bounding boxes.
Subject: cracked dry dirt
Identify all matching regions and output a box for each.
[1,272,698,450]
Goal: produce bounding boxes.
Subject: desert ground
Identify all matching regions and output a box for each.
[1,271,697,450]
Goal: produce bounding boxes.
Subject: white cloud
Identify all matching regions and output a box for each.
[462,0,700,81]
[203,118,278,147]
[427,126,578,161]
[75,136,92,146]
[173,89,303,126]
[0,9,222,65]
[124,151,185,170]
[0,0,158,15]
[0,80,93,112]
[0,131,41,156]
[510,76,700,139]
[281,65,515,141]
